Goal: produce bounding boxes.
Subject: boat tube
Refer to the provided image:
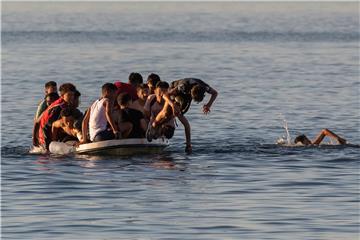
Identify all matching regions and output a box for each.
[48,138,169,155]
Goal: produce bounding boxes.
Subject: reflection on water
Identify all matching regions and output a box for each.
[2,2,359,240]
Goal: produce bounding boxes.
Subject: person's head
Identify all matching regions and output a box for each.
[191,85,206,103]
[60,107,75,127]
[136,84,149,101]
[128,72,143,87]
[154,81,169,98]
[45,92,60,106]
[117,92,132,109]
[102,83,117,99]
[44,81,57,95]
[59,83,76,105]
[73,90,81,108]
[294,134,312,145]
[147,73,161,93]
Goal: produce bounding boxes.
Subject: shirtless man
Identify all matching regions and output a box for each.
[294,128,347,146]
[131,83,149,116]
[168,78,218,115]
[145,81,192,153]
[117,92,147,138]
[52,107,83,143]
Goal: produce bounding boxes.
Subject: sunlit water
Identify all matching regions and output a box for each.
[2,2,360,240]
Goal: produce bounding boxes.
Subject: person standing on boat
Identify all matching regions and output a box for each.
[81,83,119,143]
[35,83,77,150]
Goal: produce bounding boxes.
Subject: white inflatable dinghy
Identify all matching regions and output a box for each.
[48,138,169,155]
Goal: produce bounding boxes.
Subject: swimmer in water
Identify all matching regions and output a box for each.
[294,128,347,146]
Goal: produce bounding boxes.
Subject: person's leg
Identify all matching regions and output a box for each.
[94,130,115,142]
[153,102,173,127]
[119,122,133,139]
[162,125,175,139]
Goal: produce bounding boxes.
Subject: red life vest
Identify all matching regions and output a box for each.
[114,81,138,100]
[38,98,66,146]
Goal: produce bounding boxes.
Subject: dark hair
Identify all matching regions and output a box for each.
[128,72,143,86]
[294,134,309,145]
[59,83,76,96]
[60,107,74,118]
[45,92,60,101]
[75,90,81,98]
[191,85,206,102]
[102,83,117,94]
[117,92,132,106]
[163,125,175,139]
[45,81,57,89]
[147,73,161,87]
[156,81,169,89]
[137,83,149,91]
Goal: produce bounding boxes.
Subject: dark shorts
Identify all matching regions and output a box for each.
[94,130,115,142]
[163,125,175,139]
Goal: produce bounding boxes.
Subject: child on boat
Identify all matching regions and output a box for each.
[81,83,119,143]
[34,81,58,121]
[146,73,161,95]
[117,92,147,138]
[34,83,77,149]
[114,72,143,101]
[132,83,149,116]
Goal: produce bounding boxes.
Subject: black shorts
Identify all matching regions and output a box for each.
[162,125,175,139]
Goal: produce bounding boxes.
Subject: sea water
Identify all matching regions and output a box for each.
[1,2,359,240]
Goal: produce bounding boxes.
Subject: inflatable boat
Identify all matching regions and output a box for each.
[45,138,169,155]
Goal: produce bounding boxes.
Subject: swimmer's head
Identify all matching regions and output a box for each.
[191,85,206,103]
[294,134,312,146]
[128,72,143,87]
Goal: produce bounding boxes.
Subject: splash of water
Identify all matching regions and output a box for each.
[277,114,292,145]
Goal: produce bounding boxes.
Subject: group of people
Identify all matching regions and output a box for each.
[32,73,218,153]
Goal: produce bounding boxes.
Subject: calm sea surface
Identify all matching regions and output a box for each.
[1,2,360,240]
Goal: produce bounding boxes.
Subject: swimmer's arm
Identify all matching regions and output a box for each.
[104,99,118,134]
[81,107,91,144]
[312,128,347,145]
[203,87,218,114]
[177,114,192,153]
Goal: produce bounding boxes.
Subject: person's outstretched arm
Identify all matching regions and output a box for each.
[312,128,347,145]
[177,114,192,153]
[203,87,218,114]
